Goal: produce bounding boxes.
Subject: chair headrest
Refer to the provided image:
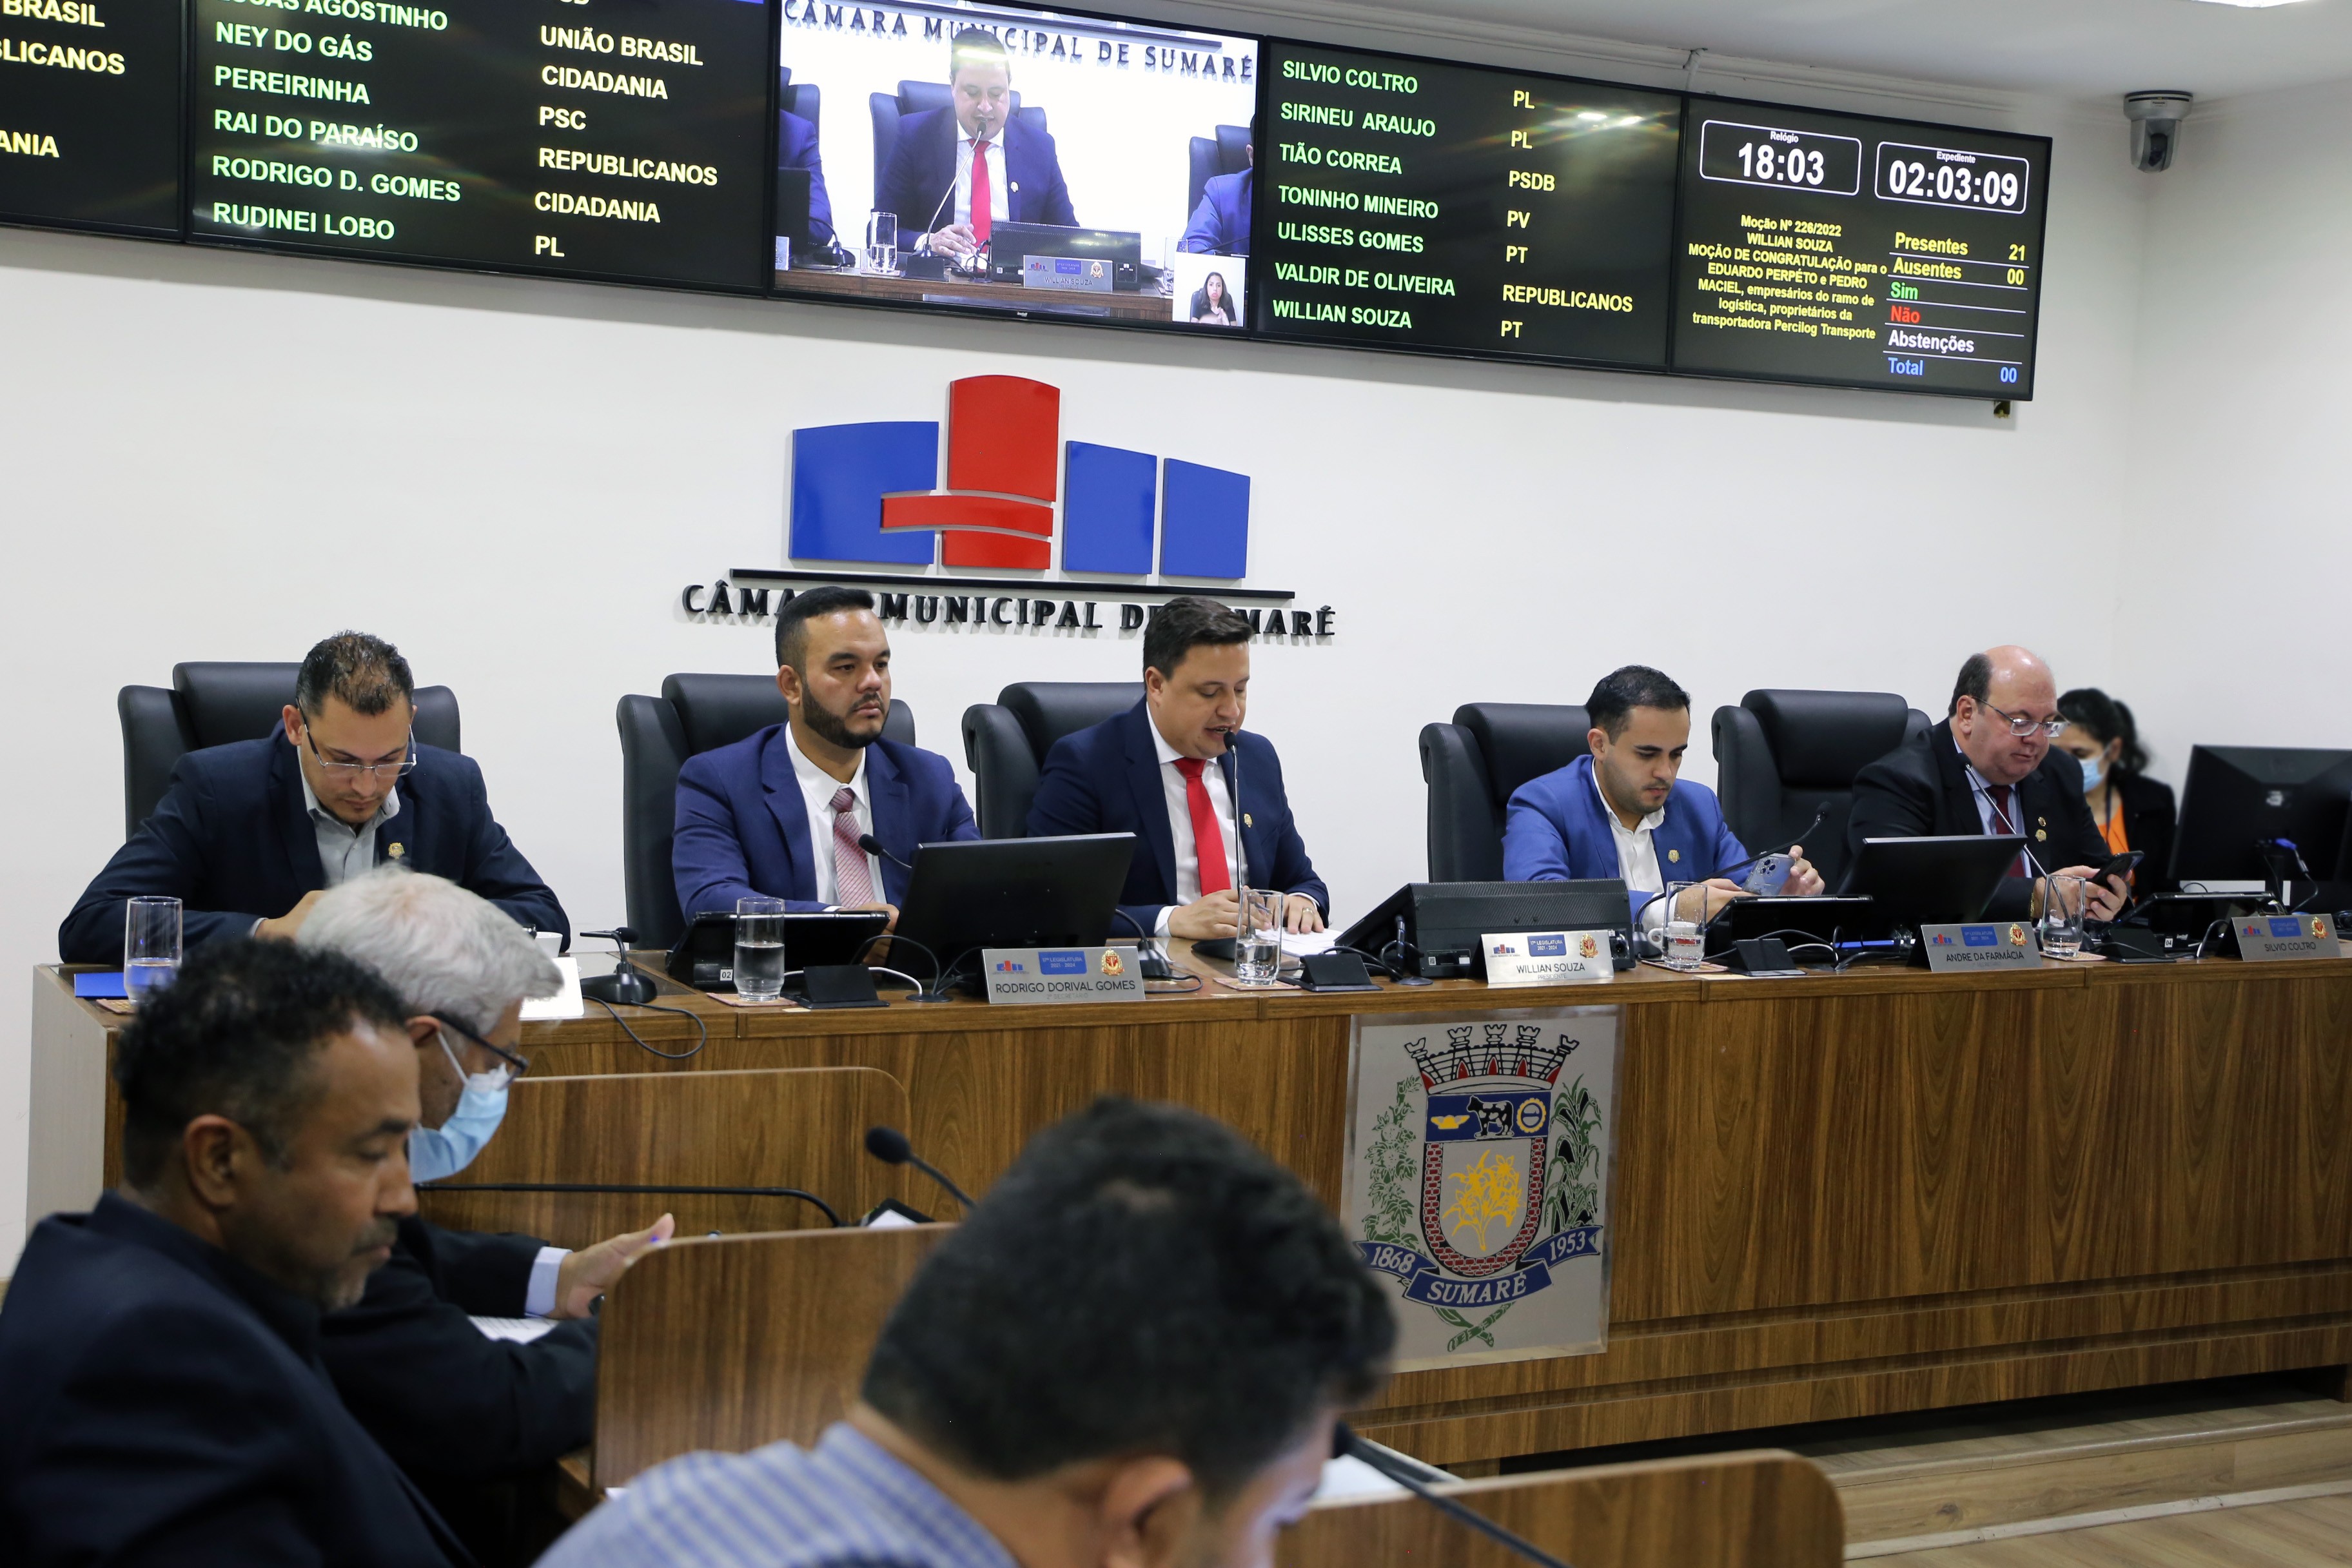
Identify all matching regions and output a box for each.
[1455,703,1592,807]
[1743,689,1918,787]
[1000,682,1142,761]
[1215,122,1251,172]
[662,674,791,757]
[173,663,299,749]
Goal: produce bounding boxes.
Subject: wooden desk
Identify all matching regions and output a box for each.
[778,263,1182,323]
[34,952,2352,1468]
[1280,1451,1844,1568]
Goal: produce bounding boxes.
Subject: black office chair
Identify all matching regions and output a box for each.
[1418,704,1594,883]
[1184,123,1251,226]
[119,663,460,840]
[868,82,1042,212]
[778,64,819,131]
[1712,689,1930,892]
[960,682,1141,839]
[616,674,916,950]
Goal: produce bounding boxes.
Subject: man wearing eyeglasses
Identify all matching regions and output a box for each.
[60,631,567,963]
[300,867,671,1561]
[1848,645,2128,923]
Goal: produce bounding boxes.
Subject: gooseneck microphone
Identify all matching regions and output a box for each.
[857,832,915,874]
[863,1126,976,1213]
[1331,1424,1574,1568]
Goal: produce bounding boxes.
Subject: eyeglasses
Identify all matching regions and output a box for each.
[429,1012,531,1082]
[303,725,417,780]
[1980,702,2066,740]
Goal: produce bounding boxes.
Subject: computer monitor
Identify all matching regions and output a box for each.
[1336,881,1633,980]
[1714,896,1885,958]
[1845,836,2025,927]
[2171,745,2352,886]
[986,222,1145,291]
[892,833,1137,985]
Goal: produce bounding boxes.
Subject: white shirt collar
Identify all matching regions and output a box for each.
[1149,716,1195,770]
[786,724,867,800]
[1591,759,1665,833]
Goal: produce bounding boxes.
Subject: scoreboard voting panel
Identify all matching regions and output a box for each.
[186,0,771,288]
[1671,96,2052,397]
[0,0,182,234]
[1252,41,1682,370]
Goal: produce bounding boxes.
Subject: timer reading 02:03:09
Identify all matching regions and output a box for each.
[1874,141,2030,214]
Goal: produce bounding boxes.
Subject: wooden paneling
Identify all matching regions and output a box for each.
[415,1066,910,1248]
[1279,1451,1844,1568]
[592,1226,950,1490]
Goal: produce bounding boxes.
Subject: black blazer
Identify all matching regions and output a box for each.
[877,108,1077,249]
[1847,718,2109,920]
[61,732,567,963]
[0,1193,469,1567]
[322,1219,596,1485]
[2107,770,2178,887]
[1026,700,1328,938]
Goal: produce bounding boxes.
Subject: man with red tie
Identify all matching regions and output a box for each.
[1028,596,1326,942]
[879,28,1079,259]
[1848,645,2127,922]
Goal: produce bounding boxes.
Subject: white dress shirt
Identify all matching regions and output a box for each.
[1152,721,1240,936]
[787,728,881,907]
[300,769,400,887]
[953,133,1008,228]
[1593,765,1673,928]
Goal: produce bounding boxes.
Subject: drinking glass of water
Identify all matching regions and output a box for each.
[1233,888,1284,985]
[734,896,788,999]
[124,896,181,1001]
[1660,882,1709,970]
[2039,875,2084,960]
[864,211,899,276]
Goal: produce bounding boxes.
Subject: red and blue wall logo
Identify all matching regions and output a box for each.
[789,375,1250,578]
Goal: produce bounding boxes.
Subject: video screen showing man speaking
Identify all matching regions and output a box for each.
[772,0,1258,331]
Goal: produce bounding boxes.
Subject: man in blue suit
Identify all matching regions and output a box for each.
[59,632,565,965]
[778,107,835,247]
[1029,596,1326,943]
[673,586,977,926]
[879,28,1077,256]
[0,940,468,1565]
[1504,665,1824,926]
[1180,142,1250,255]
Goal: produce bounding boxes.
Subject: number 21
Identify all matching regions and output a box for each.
[2008,243,2028,260]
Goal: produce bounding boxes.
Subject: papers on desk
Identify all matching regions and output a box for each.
[471,1316,559,1344]
[1314,1455,1407,1500]
[1280,928,1339,958]
[520,957,583,1021]
[72,972,128,999]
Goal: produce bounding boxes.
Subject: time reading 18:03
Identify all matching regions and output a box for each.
[1874,141,2030,214]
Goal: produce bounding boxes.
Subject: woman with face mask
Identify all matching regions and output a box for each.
[2057,687,2176,888]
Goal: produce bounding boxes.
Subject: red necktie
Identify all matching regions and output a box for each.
[1985,783,2028,879]
[1173,758,1230,896]
[968,137,992,245]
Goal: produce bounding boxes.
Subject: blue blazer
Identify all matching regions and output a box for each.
[1027,700,1327,938]
[0,1193,467,1567]
[778,108,835,245]
[877,108,1077,250]
[59,734,567,965]
[1503,754,1752,921]
[1180,168,1250,255]
[672,726,978,918]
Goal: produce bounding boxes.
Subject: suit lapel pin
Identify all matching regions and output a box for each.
[1243,812,1253,827]
[1667,848,1680,863]
[1010,180,1020,193]
[388,842,406,859]
[2034,830,2046,842]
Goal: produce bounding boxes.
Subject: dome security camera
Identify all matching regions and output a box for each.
[2124,91,2193,172]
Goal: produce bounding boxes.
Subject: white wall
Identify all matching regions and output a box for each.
[2113,79,2352,781]
[0,44,2157,1266]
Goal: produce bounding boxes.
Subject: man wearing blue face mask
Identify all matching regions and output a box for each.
[300,867,673,1560]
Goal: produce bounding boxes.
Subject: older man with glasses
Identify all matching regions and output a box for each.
[1849,644,2129,923]
[300,867,672,1560]
[60,630,567,963]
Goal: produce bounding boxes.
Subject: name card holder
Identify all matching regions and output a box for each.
[1920,921,2040,972]
[981,946,1146,1004]
[2232,914,2342,963]
[1482,930,1614,987]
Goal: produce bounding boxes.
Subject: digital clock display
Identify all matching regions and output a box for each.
[1672,95,2051,398]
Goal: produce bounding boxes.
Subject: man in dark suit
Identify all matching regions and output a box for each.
[779,107,835,248]
[299,868,670,1559]
[0,940,468,1566]
[1180,144,1251,255]
[1028,596,1326,943]
[59,631,565,964]
[878,28,1077,256]
[674,586,978,926]
[1848,645,2128,923]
